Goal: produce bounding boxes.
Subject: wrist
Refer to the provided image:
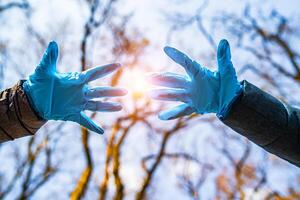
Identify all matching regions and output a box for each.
[22,80,44,120]
[217,82,243,119]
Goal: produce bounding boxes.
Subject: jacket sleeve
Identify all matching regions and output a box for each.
[0,80,47,143]
[221,80,300,167]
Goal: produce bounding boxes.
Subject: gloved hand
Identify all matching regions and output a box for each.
[23,41,127,134]
[149,39,242,120]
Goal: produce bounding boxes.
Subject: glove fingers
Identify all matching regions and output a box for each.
[159,104,195,120]
[148,72,190,89]
[81,63,121,83]
[217,39,236,76]
[37,41,58,73]
[85,101,122,112]
[78,112,104,134]
[86,87,127,99]
[149,89,191,103]
[164,46,200,77]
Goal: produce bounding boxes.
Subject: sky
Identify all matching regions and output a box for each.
[1,0,300,199]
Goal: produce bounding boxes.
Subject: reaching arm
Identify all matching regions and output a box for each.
[222,80,300,166]
[0,41,127,143]
[0,81,46,142]
[149,39,300,167]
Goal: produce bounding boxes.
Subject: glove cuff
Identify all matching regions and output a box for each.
[217,81,243,119]
[0,80,47,142]
[22,80,45,119]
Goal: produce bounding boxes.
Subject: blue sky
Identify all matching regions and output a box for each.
[1,0,300,199]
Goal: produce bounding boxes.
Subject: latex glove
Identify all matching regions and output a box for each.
[23,41,127,134]
[149,39,242,120]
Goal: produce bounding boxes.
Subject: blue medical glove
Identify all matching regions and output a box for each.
[149,39,242,120]
[23,41,127,134]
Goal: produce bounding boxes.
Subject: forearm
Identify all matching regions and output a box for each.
[221,80,300,167]
[0,81,46,143]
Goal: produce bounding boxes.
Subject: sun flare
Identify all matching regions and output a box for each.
[121,69,151,99]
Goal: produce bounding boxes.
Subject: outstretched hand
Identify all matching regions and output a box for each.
[149,39,242,120]
[23,41,127,134]
[23,39,241,134]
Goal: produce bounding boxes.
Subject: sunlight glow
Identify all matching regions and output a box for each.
[122,69,151,99]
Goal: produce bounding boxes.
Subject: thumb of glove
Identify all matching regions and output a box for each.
[217,39,236,77]
[36,41,58,74]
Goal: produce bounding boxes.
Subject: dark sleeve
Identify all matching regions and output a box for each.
[0,81,47,143]
[221,80,300,167]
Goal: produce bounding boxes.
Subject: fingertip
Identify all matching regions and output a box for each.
[114,63,121,68]
[163,46,170,53]
[148,90,158,99]
[110,102,123,111]
[78,112,105,134]
[106,63,122,71]
[38,41,58,72]
[48,41,58,55]
[158,113,167,120]
[147,72,164,83]
[120,88,128,96]
[114,88,128,96]
[158,112,171,120]
[90,125,104,134]
[107,63,121,72]
[95,127,104,134]
[49,41,58,58]
[217,39,231,60]
[219,39,229,47]
[146,74,157,84]
[115,104,123,111]
[49,41,58,48]
[163,47,195,72]
[164,46,176,56]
